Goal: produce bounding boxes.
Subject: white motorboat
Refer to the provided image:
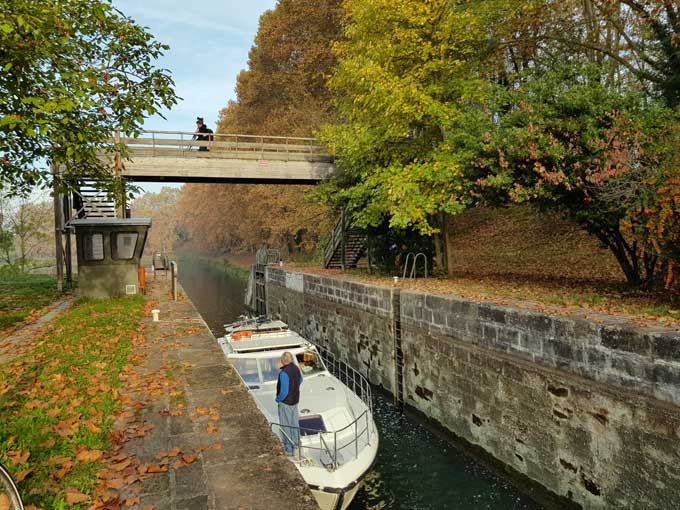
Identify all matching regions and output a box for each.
[218,317,379,510]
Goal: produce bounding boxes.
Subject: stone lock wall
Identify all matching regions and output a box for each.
[265,268,680,510]
[266,269,397,394]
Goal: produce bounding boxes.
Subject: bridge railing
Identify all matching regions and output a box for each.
[115,130,333,162]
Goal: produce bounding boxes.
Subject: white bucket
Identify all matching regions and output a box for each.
[151,309,160,322]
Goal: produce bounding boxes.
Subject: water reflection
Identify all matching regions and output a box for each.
[175,257,248,335]
[177,257,543,510]
[349,395,542,510]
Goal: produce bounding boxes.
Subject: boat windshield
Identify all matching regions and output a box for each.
[296,350,324,376]
[259,356,280,383]
[231,357,259,385]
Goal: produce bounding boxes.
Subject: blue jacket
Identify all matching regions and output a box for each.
[276,363,303,405]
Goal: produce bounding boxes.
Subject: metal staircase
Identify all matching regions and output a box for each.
[72,182,117,219]
[323,210,367,269]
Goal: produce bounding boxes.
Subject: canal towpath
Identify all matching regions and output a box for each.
[117,278,318,510]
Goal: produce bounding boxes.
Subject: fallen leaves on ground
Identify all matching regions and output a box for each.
[0,296,144,509]
[63,488,89,506]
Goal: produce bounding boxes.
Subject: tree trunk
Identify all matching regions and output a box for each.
[433,213,449,276]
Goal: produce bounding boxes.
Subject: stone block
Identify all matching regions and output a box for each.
[651,333,680,362]
[542,338,584,365]
[478,303,507,324]
[481,323,499,345]
[645,360,680,386]
[585,346,609,369]
[506,309,554,336]
[425,293,442,310]
[600,325,653,357]
[497,327,521,347]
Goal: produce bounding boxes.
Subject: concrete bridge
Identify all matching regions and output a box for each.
[112,130,335,184]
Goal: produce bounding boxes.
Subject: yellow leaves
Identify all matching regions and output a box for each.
[8,449,30,465]
[55,419,80,437]
[172,455,197,470]
[144,464,167,474]
[0,494,9,510]
[75,449,103,463]
[25,399,48,409]
[194,442,222,453]
[39,438,56,448]
[206,423,218,434]
[53,460,73,480]
[15,468,33,483]
[192,407,211,418]
[63,488,89,506]
[86,421,102,434]
[112,458,133,472]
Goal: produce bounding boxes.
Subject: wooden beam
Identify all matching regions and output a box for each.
[120,156,335,183]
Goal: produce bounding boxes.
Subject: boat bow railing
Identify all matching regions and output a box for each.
[315,344,372,414]
[272,409,372,472]
[271,346,374,471]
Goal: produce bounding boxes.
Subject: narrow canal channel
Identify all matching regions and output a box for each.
[177,258,544,510]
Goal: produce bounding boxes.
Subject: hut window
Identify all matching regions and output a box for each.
[112,232,138,260]
[83,233,104,261]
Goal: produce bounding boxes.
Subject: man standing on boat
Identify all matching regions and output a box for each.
[276,352,303,456]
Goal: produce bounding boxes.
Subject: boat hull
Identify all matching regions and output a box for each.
[311,480,363,510]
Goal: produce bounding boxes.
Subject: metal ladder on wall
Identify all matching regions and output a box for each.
[251,246,281,316]
[402,252,428,279]
[392,291,404,410]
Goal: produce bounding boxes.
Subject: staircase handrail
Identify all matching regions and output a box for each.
[323,212,346,268]
[68,186,116,222]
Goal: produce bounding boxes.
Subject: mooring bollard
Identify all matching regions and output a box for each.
[170,261,178,301]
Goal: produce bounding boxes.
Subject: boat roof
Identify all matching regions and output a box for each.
[228,330,308,354]
[226,319,288,333]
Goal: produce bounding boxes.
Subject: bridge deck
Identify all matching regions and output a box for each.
[112,131,335,183]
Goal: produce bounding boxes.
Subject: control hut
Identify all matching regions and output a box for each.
[70,218,151,298]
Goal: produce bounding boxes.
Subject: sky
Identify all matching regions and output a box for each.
[112,0,278,192]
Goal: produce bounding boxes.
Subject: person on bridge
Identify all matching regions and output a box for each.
[193,117,213,151]
[275,351,303,456]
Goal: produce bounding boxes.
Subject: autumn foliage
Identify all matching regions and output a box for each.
[175,184,333,257]
[319,0,680,289]
[172,0,341,258]
[0,296,143,508]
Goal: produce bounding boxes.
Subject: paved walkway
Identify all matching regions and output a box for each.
[122,280,319,510]
[0,295,74,363]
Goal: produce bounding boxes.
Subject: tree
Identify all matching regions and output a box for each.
[317,0,523,269]
[521,0,680,106]
[175,184,333,257]
[131,187,182,255]
[454,63,677,287]
[0,195,53,270]
[0,197,14,265]
[0,0,177,197]
[10,200,52,271]
[175,0,340,259]
[218,0,343,136]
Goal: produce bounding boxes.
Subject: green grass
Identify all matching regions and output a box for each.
[0,274,60,332]
[0,295,144,509]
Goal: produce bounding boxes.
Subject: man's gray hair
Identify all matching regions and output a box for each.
[281,351,294,364]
